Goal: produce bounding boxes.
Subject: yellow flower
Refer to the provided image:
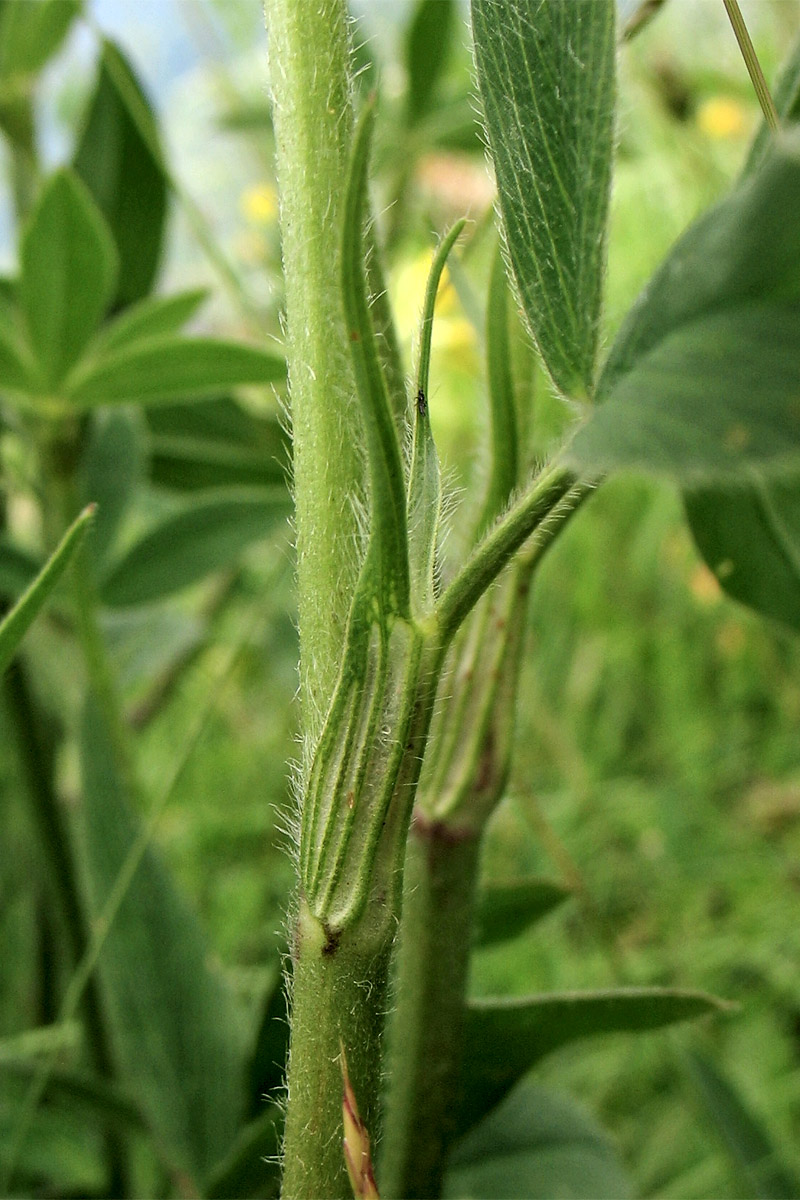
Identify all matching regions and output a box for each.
[240,182,278,224]
[697,96,748,140]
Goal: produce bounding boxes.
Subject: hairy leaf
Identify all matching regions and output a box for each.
[472,0,616,399]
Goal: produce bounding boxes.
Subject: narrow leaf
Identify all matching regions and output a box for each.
[0,505,93,675]
[680,1048,800,1200]
[476,243,518,535]
[100,489,288,607]
[78,695,248,1183]
[567,133,800,482]
[89,289,208,357]
[341,104,410,618]
[74,40,167,307]
[458,986,728,1137]
[203,1105,283,1199]
[473,877,571,947]
[65,335,286,409]
[20,171,117,387]
[408,220,465,614]
[445,1080,635,1200]
[472,0,616,399]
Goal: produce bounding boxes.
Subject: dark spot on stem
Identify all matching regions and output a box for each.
[416,388,427,417]
[321,923,341,957]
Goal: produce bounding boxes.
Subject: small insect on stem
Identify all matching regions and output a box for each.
[416,388,427,418]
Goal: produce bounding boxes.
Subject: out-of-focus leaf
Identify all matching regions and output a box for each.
[459,987,728,1137]
[0,311,36,396]
[246,971,289,1118]
[204,1105,283,1199]
[145,397,289,492]
[0,506,93,675]
[567,134,800,482]
[91,289,208,357]
[405,0,456,127]
[0,1076,106,1197]
[20,171,117,388]
[685,476,800,633]
[681,43,800,630]
[473,877,571,948]
[680,1049,800,1199]
[444,1079,634,1199]
[0,1059,145,1139]
[78,695,248,1184]
[79,409,146,572]
[74,40,167,307]
[100,488,288,607]
[0,0,80,79]
[472,0,616,399]
[65,336,286,409]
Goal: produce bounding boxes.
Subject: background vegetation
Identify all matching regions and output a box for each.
[2,1,800,1196]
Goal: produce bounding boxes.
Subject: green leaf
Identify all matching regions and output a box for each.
[473,877,571,947]
[203,1105,283,1199]
[79,409,146,572]
[405,0,456,127]
[341,103,410,619]
[145,396,289,492]
[246,972,289,1117]
[459,986,728,1137]
[0,307,36,395]
[680,1048,800,1199]
[100,489,288,607]
[567,134,800,482]
[679,52,800,633]
[65,335,286,409]
[685,474,800,633]
[0,1075,107,1197]
[0,506,93,675]
[78,695,248,1184]
[0,0,80,79]
[20,171,117,388]
[476,243,519,535]
[90,289,208,357]
[408,220,464,615]
[444,1080,634,1199]
[74,40,167,308]
[472,0,616,399]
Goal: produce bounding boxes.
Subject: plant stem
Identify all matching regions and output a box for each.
[380,816,482,1199]
[281,899,391,1199]
[266,0,362,736]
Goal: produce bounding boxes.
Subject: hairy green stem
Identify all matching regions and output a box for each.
[266,0,362,736]
[381,817,482,1199]
[282,900,391,1199]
